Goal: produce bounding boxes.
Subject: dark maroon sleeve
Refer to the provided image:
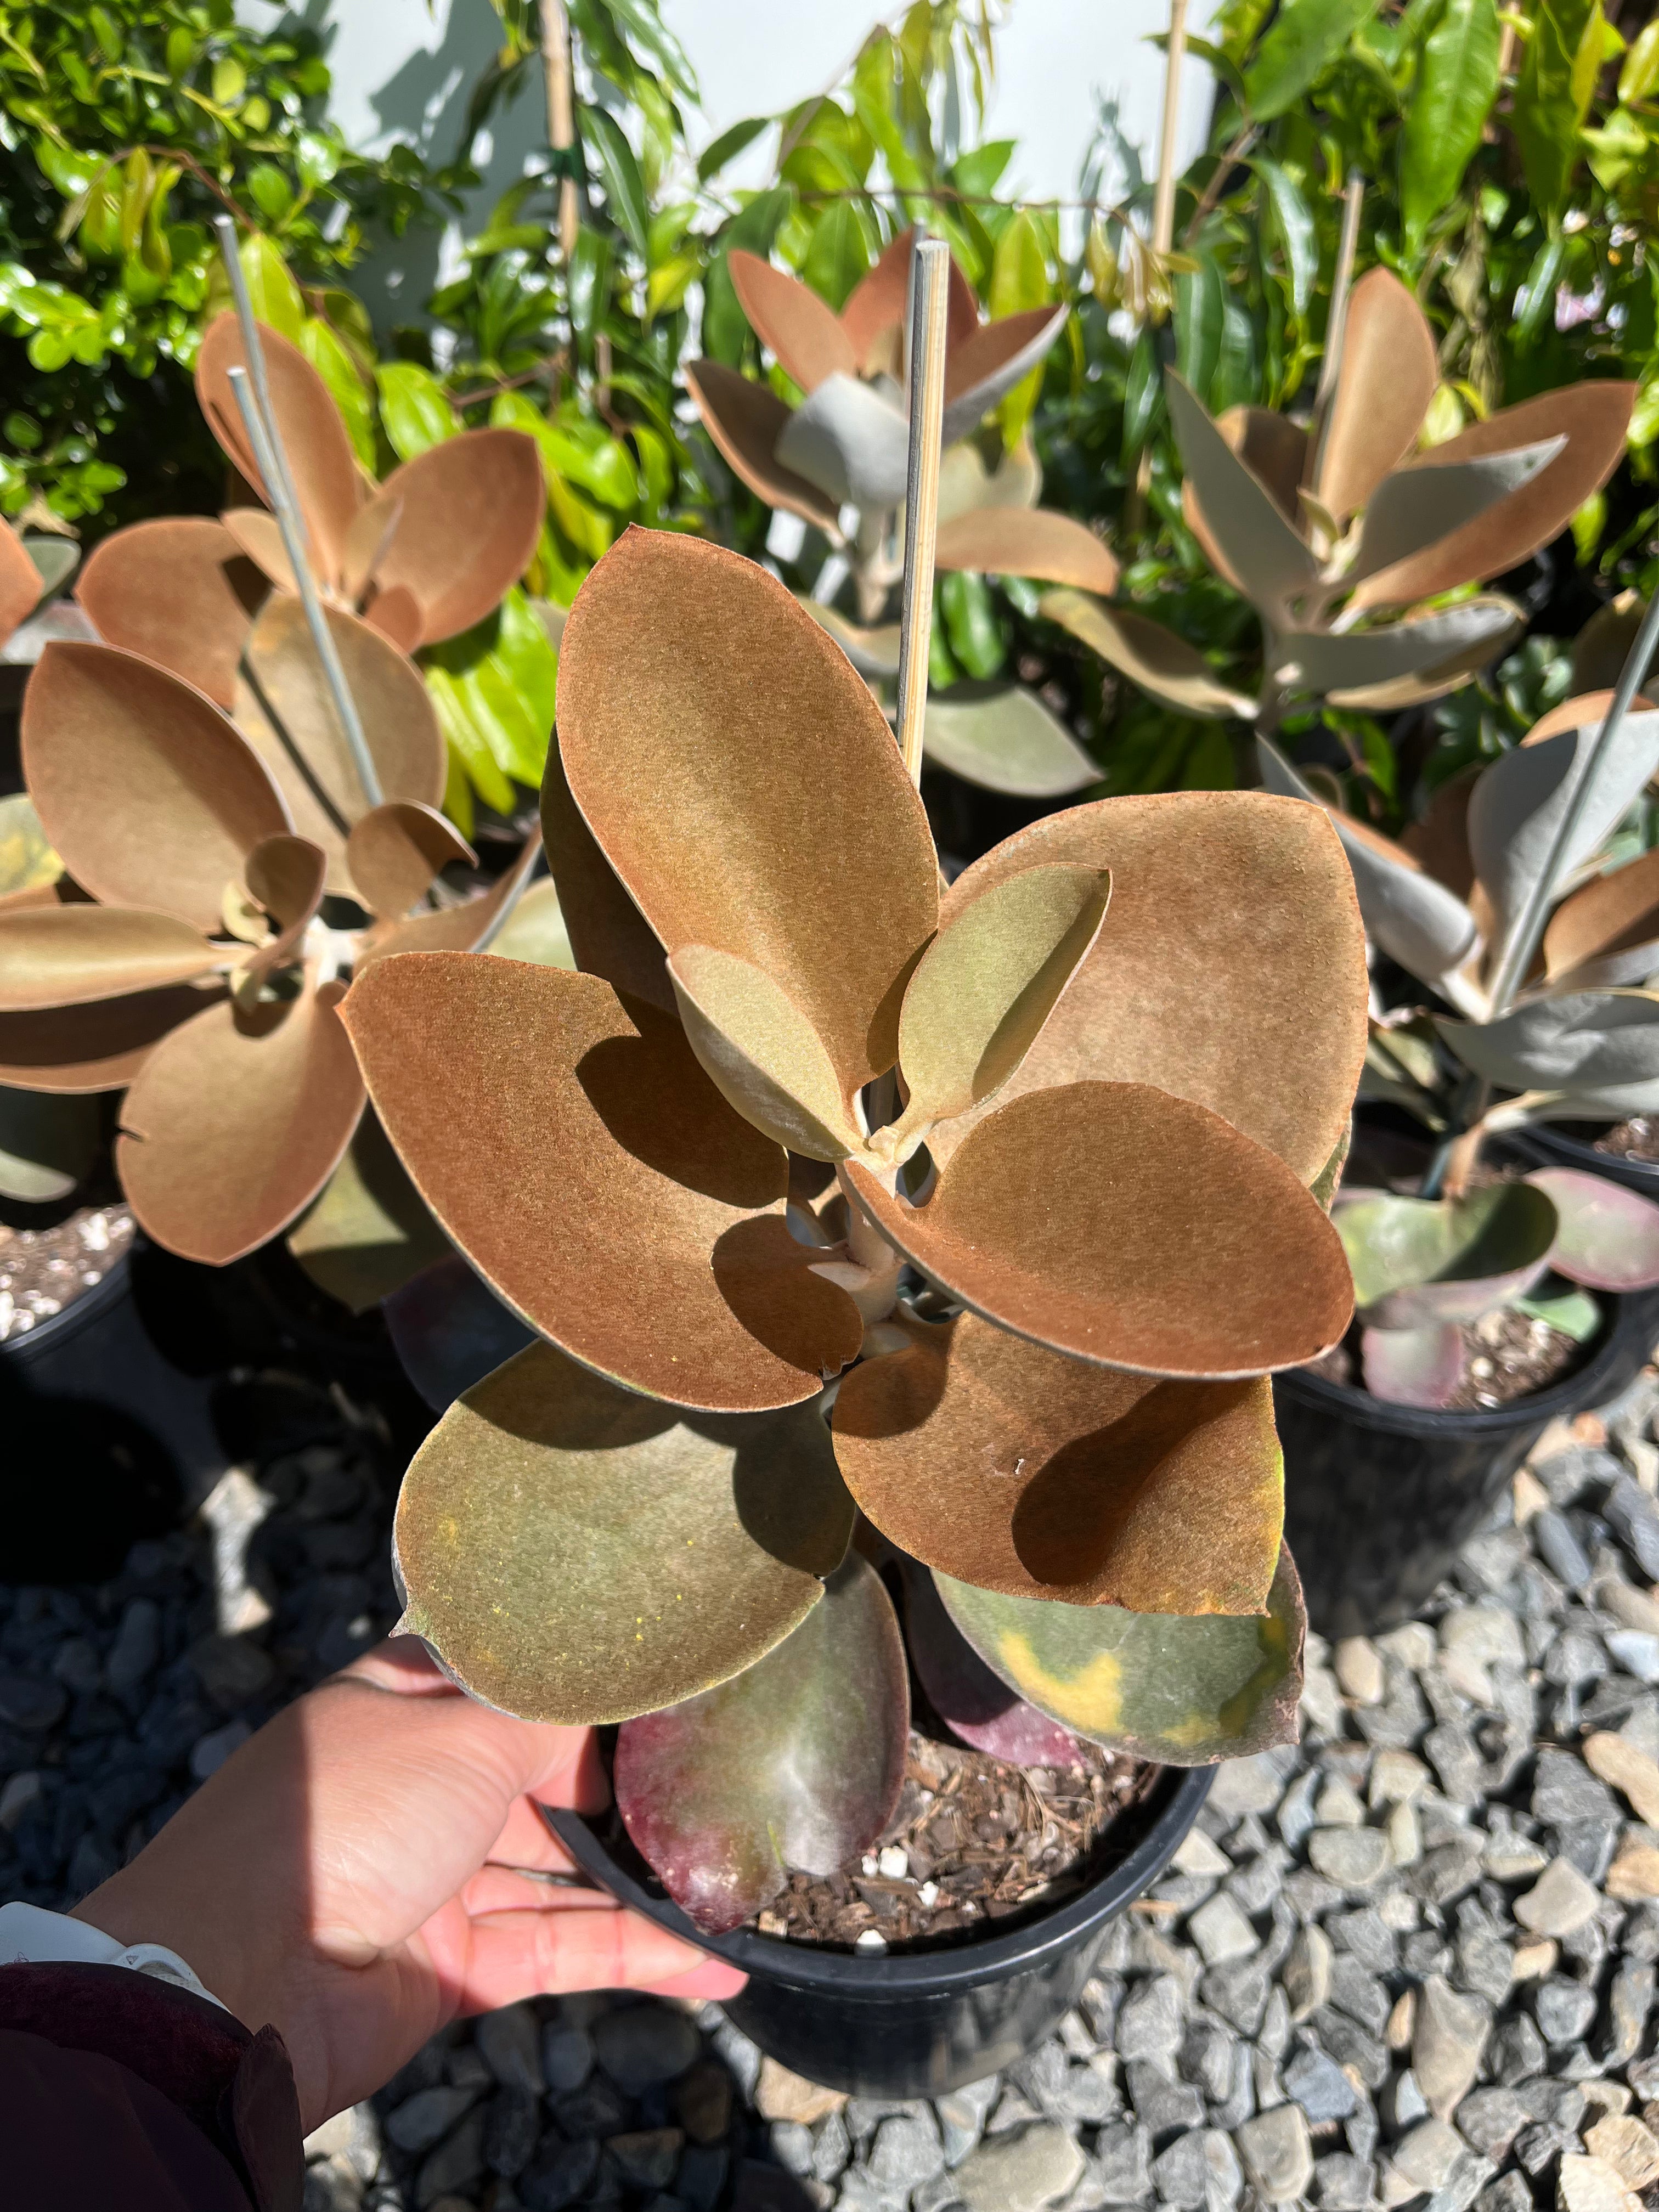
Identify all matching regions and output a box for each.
[0,1963,303,2212]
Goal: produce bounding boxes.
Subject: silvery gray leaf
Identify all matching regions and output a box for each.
[1437,989,1659,1092]
[939,304,1069,450]
[21,537,80,602]
[775,373,911,511]
[936,435,1042,524]
[1258,737,1480,984]
[923,681,1100,798]
[1466,709,1659,940]
[795,597,903,680]
[1270,597,1521,696]
[1347,438,1566,587]
[1166,373,1323,619]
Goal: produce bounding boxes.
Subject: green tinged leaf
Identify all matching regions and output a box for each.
[238,232,304,342]
[702,187,792,365]
[300,318,375,470]
[580,104,651,261]
[1252,156,1317,319]
[1243,0,1375,120]
[376,363,458,461]
[1622,17,1659,101]
[1515,0,1600,217]
[802,200,874,312]
[940,571,1005,680]
[1401,0,1502,256]
[697,116,770,182]
[1175,253,1224,400]
[988,209,1053,444]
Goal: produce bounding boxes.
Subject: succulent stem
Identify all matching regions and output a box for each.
[895,239,951,789]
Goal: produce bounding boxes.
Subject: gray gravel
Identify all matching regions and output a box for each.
[14,1368,1659,2211]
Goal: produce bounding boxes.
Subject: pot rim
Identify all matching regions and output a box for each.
[543,1762,1212,1993]
[1276,1289,1637,1437]
[0,1243,132,1367]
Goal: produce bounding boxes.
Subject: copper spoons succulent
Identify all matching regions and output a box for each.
[343,524,1373,1934]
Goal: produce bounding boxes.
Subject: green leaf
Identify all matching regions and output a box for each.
[580,104,651,262]
[1515,0,1599,218]
[936,1547,1306,1765]
[237,232,304,342]
[1243,0,1375,120]
[1252,156,1318,319]
[376,362,458,462]
[949,139,1015,197]
[603,0,699,98]
[1400,0,1501,256]
[940,570,1005,680]
[288,1111,451,1313]
[802,199,874,313]
[300,318,375,470]
[1174,253,1224,401]
[392,1340,855,1725]
[1622,16,1659,101]
[697,115,770,183]
[246,163,294,225]
[702,186,792,365]
[987,208,1052,444]
[615,1554,907,1934]
[1514,1284,1603,1341]
[1335,1183,1559,1324]
[425,665,517,816]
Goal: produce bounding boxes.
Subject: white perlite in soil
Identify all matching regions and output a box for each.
[0,1203,133,1341]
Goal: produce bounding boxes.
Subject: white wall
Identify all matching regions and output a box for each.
[242,0,1220,320]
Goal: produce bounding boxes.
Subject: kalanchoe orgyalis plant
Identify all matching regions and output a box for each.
[0,640,534,1264]
[688,234,1119,802]
[340,526,1371,1936]
[1047,269,1635,733]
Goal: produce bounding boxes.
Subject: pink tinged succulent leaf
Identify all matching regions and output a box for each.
[726,250,859,392]
[0,904,223,1011]
[614,1553,909,1935]
[1525,1166,1659,1291]
[901,1563,1083,1765]
[774,371,912,510]
[935,1544,1306,1765]
[940,306,1068,448]
[21,641,292,933]
[76,517,265,709]
[382,1252,537,1410]
[373,428,545,644]
[0,518,43,642]
[1359,1322,1466,1409]
[1334,1182,1559,1328]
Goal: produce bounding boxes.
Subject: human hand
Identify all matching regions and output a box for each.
[73,1637,744,2134]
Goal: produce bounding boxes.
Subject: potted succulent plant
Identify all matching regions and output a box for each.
[338,511,1372,2094]
[1043,268,1635,760]
[1258,640,1659,1630]
[688,231,1122,804]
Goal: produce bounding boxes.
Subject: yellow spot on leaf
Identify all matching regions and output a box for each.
[999,1633,1124,1734]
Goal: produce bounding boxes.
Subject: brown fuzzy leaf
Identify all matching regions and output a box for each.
[1319,268,1438,520]
[347,800,476,920]
[236,594,445,892]
[0,985,222,1093]
[361,830,540,961]
[1352,381,1638,609]
[341,492,402,602]
[942,307,1067,438]
[240,833,328,986]
[1400,769,1479,899]
[23,642,291,932]
[340,954,862,1410]
[1545,848,1659,988]
[834,1311,1284,1612]
[373,429,543,644]
[684,362,841,532]
[76,519,264,709]
[218,505,295,595]
[0,518,41,641]
[362,584,423,653]
[0,904,222,1011]
[556,529,938,1096]
[843,1080,1354,1378]
[116,977,365,1263]
[195,313,363,582]
[539,745,672,1010]
[924,792,1366,1186]
[839,233,978,373]
[934,506,1120,595]
[729,251,858,391]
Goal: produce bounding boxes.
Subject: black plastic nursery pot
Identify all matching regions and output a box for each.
[548,1764,1212,2099]
[1277,1291,1649,1641]
[1505,1121,1659,1199]
[1,1239,223,1582]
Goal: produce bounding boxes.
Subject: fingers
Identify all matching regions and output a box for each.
[339,1637,461,1699]
[438,1900,745,2016]
[483,1791,596,1876]
[460,1864,589,1917]
[642,1959,750,2000]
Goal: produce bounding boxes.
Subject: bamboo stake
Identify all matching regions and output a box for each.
[541,0,579,263]
[227,369,385,813]
[1130,0,1189,518]
[1485,583,1659,1018]
[895,239,951,788]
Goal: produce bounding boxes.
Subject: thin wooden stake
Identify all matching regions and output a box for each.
[1131,0,1189,517]
[227,369,385,813]
[895,239,951,788]
[541,0,579,264]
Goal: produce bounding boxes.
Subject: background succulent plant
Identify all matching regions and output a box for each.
[339,522,1372,1937]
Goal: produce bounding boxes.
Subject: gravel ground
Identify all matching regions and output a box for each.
[12,1364,1659,2212]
